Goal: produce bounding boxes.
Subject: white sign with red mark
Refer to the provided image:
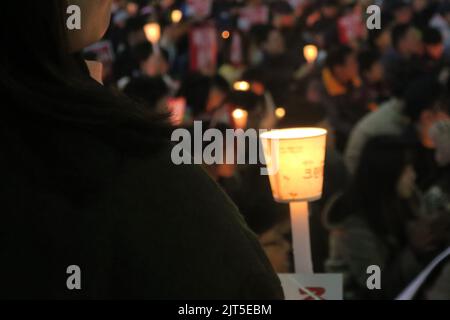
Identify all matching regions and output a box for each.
[278,274,343,300]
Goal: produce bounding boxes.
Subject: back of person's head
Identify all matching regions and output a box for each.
[358,50,381,77]
[349,136,415,232]
[391,23,413,50]
[180,73,229,117]
[131,42,154,64]
[325,45,354,70]
[179,73,211,117]
[423,27,443,46]
[134,43,170,65]
[276,96,327,129]
[0,1,168,153]
[228,90,265,113]
[124,76,169,109]
[210,74,231,95]
[403,76,445,122]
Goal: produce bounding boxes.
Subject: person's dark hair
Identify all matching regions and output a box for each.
[124,76,169,109]
[325,45,354,70]
[423,27,443,45]
[344,136,415,236]
[0,1,168,153]
[389,0,411,12]
[249,25,273,47]
[179,73,229,117]
[403,76,446,121]
[211,74,231,94]
[391,23,413,50]
[358,50,381,76]
[438,2,450,16]
[228,91,265,112]
[132,42,170,65]
[277,97,327,129]
[321,0,339,9]
[125,14,149,34]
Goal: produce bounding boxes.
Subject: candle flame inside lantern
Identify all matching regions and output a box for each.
[303,44,318,64]
[144,23,161,44]
[171,10,183,24]
[233,81,250,92]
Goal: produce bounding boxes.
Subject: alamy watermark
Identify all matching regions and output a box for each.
[65,4,382,31]
[66,5,82,30]
[367,5,381,30]
[171,121,278,176]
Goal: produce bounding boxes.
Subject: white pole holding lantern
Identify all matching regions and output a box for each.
[260,128,327,274]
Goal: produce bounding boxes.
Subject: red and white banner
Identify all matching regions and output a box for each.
[238,5,269,31]
[189,24,218,73]
[186,0,212,19]
[338,6,365,45]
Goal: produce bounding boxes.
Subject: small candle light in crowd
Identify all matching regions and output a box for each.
[260,128,327,274]
[303,44,318,64]
[144,22,161,45]
[232,108,248,129]
[275,107,286,119]
[171,9,183,24]
[233,81,250,92]
[127,2,139,16]
[221,30,231,40]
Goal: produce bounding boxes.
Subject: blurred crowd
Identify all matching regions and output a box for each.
[86,0,450,299]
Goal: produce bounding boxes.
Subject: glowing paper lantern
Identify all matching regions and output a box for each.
[260,128,327,273]
[303,44,318,64]
[171,10,183,24]
[233,81,250,92]
[232,108,248,129]
[144,23,161,44]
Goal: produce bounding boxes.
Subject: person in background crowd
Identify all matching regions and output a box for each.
[0,0,284,299]
[422,26,448,74]
[123,75,169,112]
[389,0,414,25]
[325,136,442,300]
[311,0,340,50]
[425,120,450,219]
[253,26,300,105]
[358,49,389,109]
[382,23,424,96]
[345,75,448,179]
[401,77,449,190]
[318,45,368,152]
[367,19,393,55]
[430,2,450,51]
[419,120,450,300]
[132,42,171,78]
[180,73,230,119]
[412,0,438,30]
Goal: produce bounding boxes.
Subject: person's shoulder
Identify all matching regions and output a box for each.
[99,145,283,299]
